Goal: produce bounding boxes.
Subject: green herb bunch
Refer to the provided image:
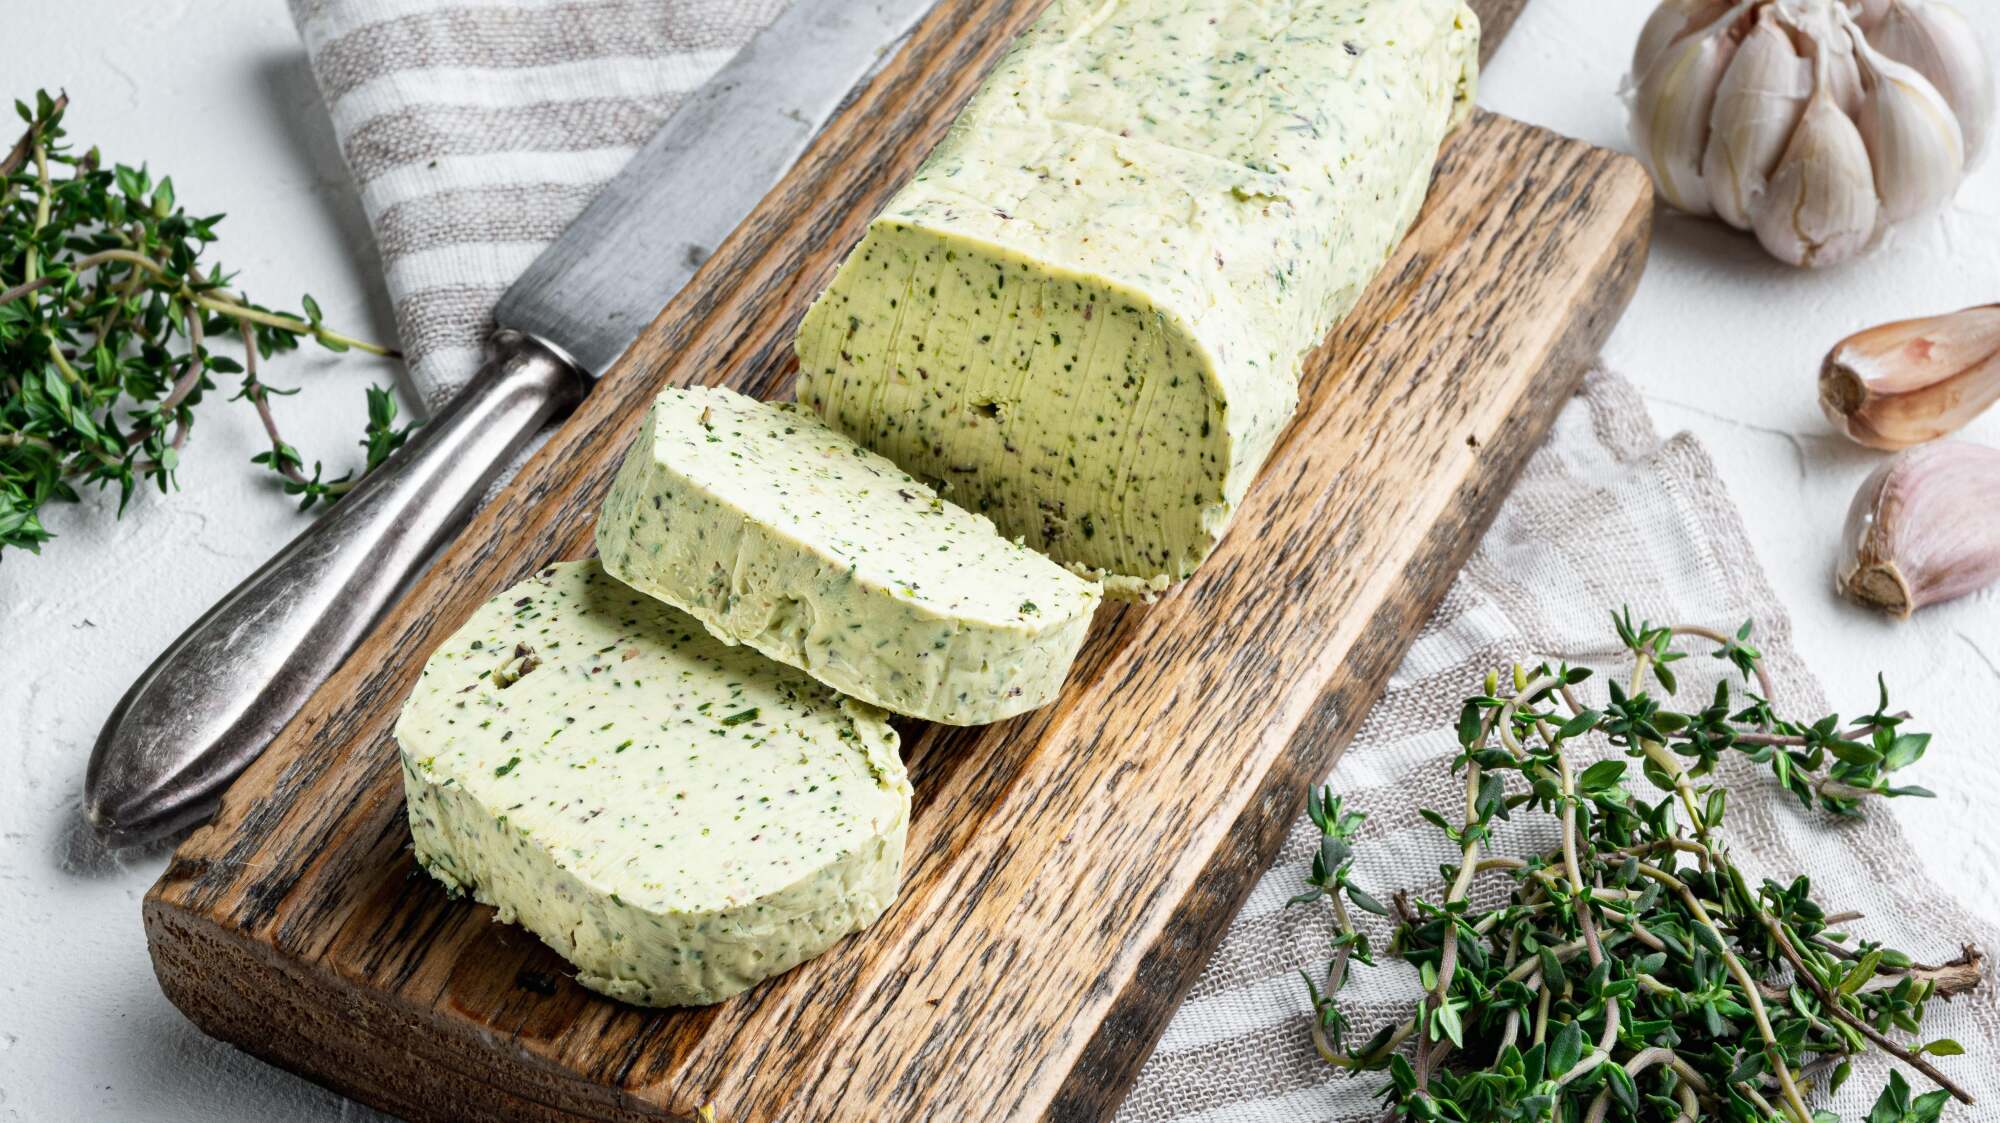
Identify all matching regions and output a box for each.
[1296,612,1980,1122]
[1,90,414,555]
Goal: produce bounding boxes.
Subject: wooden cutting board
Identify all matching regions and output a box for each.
[144,2,1653,1119]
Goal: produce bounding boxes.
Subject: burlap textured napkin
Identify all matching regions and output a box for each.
[290,4,2000,1119]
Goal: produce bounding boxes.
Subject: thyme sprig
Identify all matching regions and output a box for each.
[1,90,413,555]
[1293,789,1392,1059]
[1296,612,1979,1122]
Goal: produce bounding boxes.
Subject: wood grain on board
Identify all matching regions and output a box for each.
[144,0,1655,1119]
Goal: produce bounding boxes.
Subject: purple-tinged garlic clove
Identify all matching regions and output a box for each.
[1838,440,2000,616]
[1821,304,2000,449]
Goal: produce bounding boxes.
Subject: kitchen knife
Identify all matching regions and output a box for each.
[85,0,937,847]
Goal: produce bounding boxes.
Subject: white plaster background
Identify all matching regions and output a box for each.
[0,1,1995,1119]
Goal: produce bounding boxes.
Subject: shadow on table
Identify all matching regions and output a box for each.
[51,793,187,878]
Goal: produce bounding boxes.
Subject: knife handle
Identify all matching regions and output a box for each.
[85,330,588,846]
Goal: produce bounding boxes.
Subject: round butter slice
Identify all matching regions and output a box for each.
[596,386,1101,725]
[396,559,909,1007]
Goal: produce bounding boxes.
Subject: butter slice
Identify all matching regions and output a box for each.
[797,0,1478,593]
[596,386,1100,725]
[397,560,909,1007]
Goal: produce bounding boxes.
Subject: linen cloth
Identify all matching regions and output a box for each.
[289,0,789,406]
[290,4,2000,1119]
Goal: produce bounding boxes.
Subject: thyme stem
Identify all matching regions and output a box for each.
[1636,862,1815,1123]
[1762,915,1976,1106]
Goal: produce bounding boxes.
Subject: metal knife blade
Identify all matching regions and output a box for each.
[496,0,935,377]
[84,0,937,846]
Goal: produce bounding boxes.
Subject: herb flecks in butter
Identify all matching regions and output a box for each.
[395,560,910,1008]
[597,387,1101,725]
[797,0,1479,592]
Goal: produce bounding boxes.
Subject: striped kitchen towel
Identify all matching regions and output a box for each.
[288,5,2000,1121]
[289,0,789,407]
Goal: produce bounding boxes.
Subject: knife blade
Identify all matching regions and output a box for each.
[85,0,938,846]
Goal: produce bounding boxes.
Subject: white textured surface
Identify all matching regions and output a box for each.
[0,2,1995,1119]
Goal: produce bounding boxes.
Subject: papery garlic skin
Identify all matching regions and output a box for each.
[1634,10,1746,216]
[1854,38,1966,221]
[1872,0,1995,164]
[1704,9,1813,229]
[1822,304,2000,448]
[1838,441,2000,616]
[1754,77,1881,267]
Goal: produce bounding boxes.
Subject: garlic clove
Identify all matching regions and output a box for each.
[1635,0,1739,83]
[1871,0,1995,166]
[1854,36,1966,222]
[1633,7,1747,216]
[1821,304,2000,448]
[1837,440,2000,616]
[1753,74,1881,267]
[1819,26,1868,116]
[1703,8,1813,230]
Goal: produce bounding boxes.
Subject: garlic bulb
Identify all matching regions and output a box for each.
[1822,304,2000,449]
[1837,441,2000,616]
[1628,0,1992,267]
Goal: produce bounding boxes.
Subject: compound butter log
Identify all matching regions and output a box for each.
[798,0,1480,594]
